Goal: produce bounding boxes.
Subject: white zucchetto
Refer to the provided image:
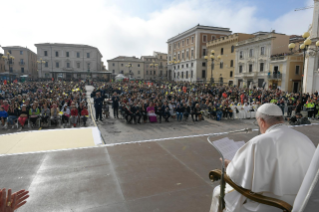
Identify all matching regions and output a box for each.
[257,103,283,116]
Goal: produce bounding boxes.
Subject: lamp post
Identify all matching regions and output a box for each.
[37,58,46,79]
[205,50,222,83]
[150,61,158,80]
[169,57,180,81]
[2,52,15,80]
[288,32,319,99]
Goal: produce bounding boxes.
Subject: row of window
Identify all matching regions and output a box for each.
[174,71,194,79]
[40,61,91,69]
[43,51,91,58]
[238,64,301,75]
[203,46,235,56]
[239,63,264,73]
[112,63,141,67]
[173,49,195,61]
[239,47,265,59]
[112,70,141,74]
[171,37,195,51]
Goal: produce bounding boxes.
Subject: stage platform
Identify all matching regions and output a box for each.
[0,127,103,155]
[0,125,318,212]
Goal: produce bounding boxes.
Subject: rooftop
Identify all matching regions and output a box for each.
[1,46,36,54]
[34,43,103,57]
[107,56,144,62]
[167,24,231,43]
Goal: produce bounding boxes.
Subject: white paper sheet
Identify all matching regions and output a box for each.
[212,137,241,160]
[236,141,245,149]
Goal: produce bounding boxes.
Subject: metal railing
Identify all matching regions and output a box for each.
[270,56,285,61]
[268,73,282,80]
[19,62,25,66]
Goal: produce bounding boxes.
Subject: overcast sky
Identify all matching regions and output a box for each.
[0,0,314,68]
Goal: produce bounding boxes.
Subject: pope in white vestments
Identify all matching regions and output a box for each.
[210,103,316,212]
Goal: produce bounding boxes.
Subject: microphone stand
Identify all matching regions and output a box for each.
[207,128,252,212]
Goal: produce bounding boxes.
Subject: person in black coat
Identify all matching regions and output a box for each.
[162,102,170,122]
[287,99,293,117]
[155,102,162,123]
[94,92,103,121]
[111,92,120,119]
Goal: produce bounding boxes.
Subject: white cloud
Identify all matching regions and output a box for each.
[0,0,313,68]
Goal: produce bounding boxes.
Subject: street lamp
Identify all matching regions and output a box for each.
[37,58,46,79]
[288,31,319,99]
[169,57,180,81]
[2,52,15,73]
[205,50,222,83]
[150,61,158,80]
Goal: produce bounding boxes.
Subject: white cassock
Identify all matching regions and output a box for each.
[210,124,316,212]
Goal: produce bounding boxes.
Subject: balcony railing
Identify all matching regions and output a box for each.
[19,62,25,66]
[271,56,285,61]
[268,73,282,80]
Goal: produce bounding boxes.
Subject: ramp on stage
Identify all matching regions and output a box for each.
[0,127,103,155]
[0,125,318,212]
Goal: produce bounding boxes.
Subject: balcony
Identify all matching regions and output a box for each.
[19,62,25,66]
[271,56,285,61]
[268,73,282,80]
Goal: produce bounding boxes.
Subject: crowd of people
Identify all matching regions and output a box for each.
[0,80,90,130]
[1,79,318,130]
[90,80,319,125]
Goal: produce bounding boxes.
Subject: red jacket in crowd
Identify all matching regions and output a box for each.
[81,109,88,116]
[71,108,78,116]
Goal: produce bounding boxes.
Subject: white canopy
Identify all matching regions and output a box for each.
[115,74,127,80]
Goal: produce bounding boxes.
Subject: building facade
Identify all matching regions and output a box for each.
[1,46,37,79]
[0,53,5,73]
[34,43,104,80]
[167,25,232,82]
[234,31,290,89]
[304,0,319,93]
[141,52,168,81]
[107,56,145,79]
[206,33,255,86]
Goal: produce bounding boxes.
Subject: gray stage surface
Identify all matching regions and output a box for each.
[0,125,318,212]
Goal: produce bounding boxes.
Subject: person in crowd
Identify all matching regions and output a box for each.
[208,103,216,119]
[155,102,162,123]
[306,99,315,120]
[94,92,103,122]
[112,92,120,119]
[175,103,184,121]
[102,100,110,119]
[0,106,8,127]
[162,101,170,122]
[18,105,28,129]
[147,103,157,123]
[5,104,19,129]
[41,104,51,126]
[1,100,9,112]
[81,105,89,126]
[192,103,201,122]
[70,103,79,127]
[288,113,311,125]
[29,104,40,128]
[50,103,60,126]
[287,99,293,117]
[184,102,191,121]
[61,104,70,126]
[131,101,141,124]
